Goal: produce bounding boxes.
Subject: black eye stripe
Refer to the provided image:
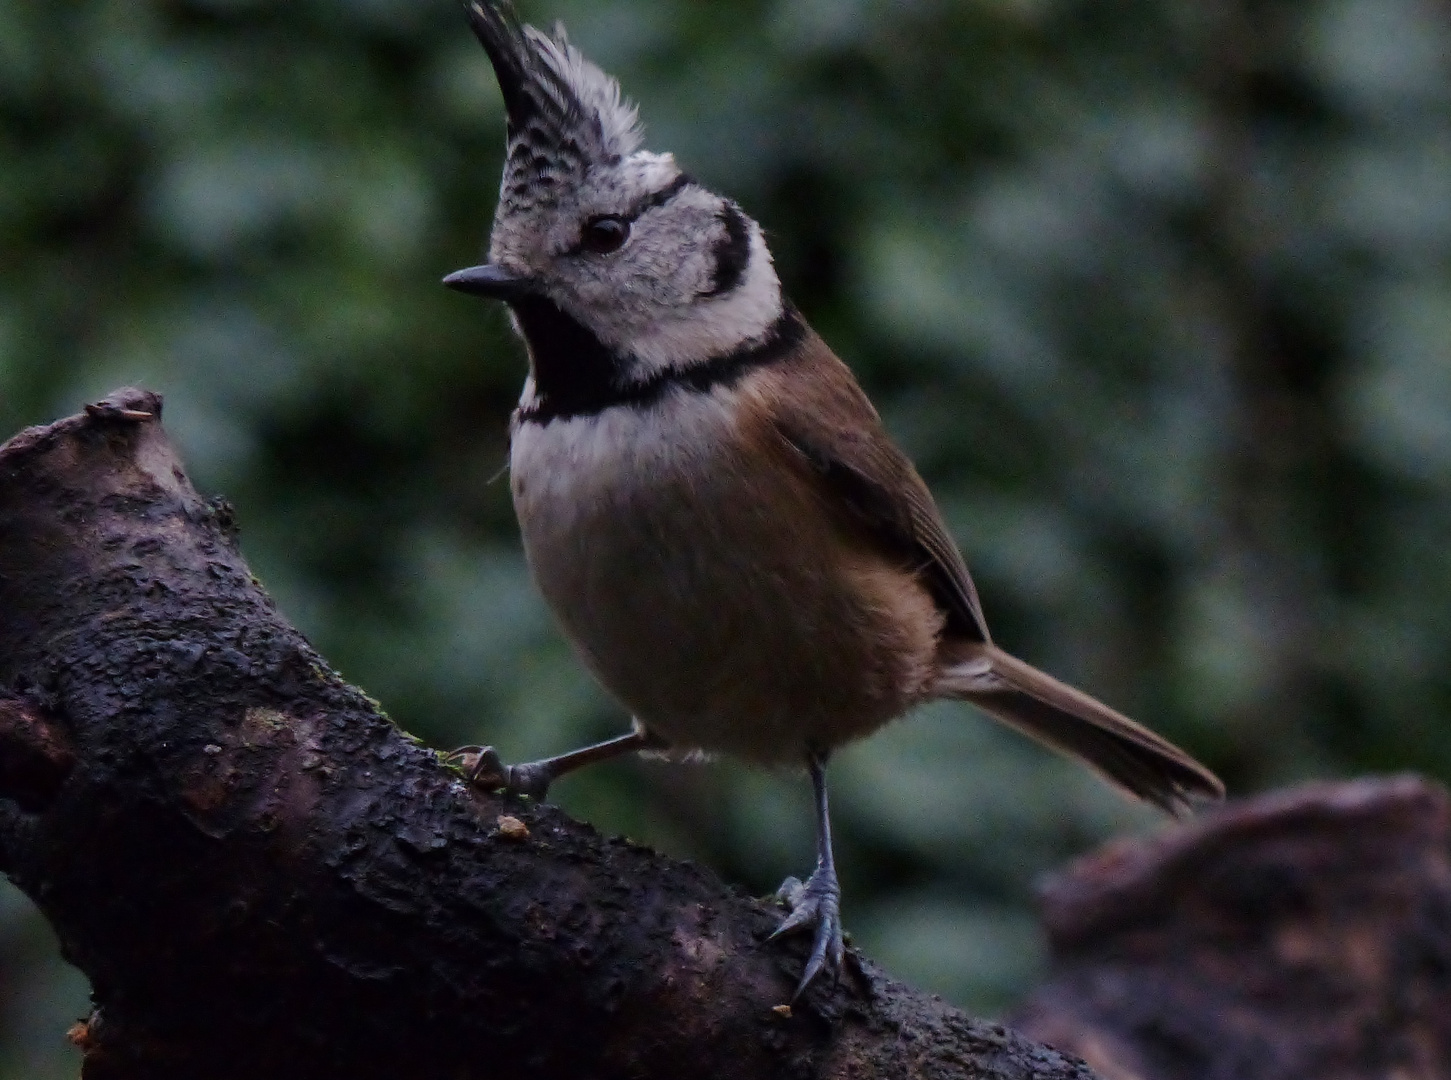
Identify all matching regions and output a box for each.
[623,172,695,221]
[563,173,697,256]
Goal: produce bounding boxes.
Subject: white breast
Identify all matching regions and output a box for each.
[509,384,938,764]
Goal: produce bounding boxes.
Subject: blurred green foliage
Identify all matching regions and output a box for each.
[2,0,1450,1071]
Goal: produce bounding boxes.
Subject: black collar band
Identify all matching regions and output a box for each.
[515,304,806,426]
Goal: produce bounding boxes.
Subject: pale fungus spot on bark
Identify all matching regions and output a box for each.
[496,815,530,841]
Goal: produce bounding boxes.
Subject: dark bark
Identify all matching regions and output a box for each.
[1011,774,1451,1080]
[0,388,1099,1080]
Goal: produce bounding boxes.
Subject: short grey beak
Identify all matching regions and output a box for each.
[441,263,538,301]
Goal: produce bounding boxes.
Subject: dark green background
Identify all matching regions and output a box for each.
[4,0,1450,1073]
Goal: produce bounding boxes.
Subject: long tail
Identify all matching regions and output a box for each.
[936,643,1224,817]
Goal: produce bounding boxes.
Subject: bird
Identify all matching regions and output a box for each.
[441,0,1224,1000]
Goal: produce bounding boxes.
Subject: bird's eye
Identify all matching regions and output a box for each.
[580,215,630,254]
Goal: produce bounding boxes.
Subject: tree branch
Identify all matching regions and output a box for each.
[0,388,1099,1080]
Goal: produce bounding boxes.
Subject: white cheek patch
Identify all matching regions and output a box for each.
[623,224,784,374]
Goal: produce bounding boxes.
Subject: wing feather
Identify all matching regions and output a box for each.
[759,336,989,642]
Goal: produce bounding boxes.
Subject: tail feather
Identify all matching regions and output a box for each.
[937,644,1224,817]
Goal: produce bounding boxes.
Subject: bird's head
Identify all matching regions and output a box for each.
[445,0,786,392]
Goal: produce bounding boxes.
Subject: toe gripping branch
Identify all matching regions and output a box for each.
[448,746,555,800]
[452,733,851,998]
[448,729,664,802]
[769,751,847,999]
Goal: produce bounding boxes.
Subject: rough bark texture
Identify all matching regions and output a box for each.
[0,388,1100,1080]
[1011,774,1451,1080]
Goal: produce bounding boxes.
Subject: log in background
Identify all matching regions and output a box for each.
[1,391,1449,1080]
[1014,773,1451,1080]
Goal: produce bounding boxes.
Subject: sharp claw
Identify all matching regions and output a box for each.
[767,905,813,941]
[769,865,845,998]
[444,745,555,799]
[798,946,828,996]
[448,746,506,786]
[470,747,507,785]
[791,908,844,1001]
[440,745,484,773]
[444,746,520,792]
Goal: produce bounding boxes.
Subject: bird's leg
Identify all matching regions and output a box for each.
[769,750,845,999]
[447,728,665,801]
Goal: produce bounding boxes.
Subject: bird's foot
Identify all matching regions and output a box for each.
[444,745,554,800]
[769,863,844,999]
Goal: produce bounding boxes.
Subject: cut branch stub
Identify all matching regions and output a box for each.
[1011,774,1451,1080]
[0,389,1101,1080]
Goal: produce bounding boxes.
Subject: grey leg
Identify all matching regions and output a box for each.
[769,750,845,999]
[449,728,665,801]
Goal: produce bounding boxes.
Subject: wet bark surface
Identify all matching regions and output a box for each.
[1012,774,1451,1080]
[0,388,1100,1080]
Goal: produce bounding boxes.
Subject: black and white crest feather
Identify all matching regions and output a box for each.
[463,0,642,215]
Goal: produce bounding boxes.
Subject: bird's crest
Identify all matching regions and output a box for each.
[462,0,643,215]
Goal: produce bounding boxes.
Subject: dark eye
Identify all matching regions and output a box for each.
[581,215,630,254]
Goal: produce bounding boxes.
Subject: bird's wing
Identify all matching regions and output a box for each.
[755,333,990,642]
